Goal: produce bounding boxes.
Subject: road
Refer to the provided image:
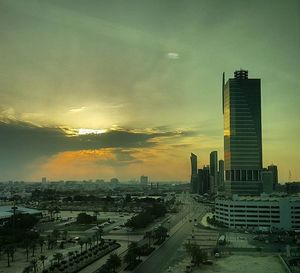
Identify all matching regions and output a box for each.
[133,200,207,273]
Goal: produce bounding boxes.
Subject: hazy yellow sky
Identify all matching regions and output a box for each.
[0,0,299,182]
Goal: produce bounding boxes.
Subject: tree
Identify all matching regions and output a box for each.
[62,230,68,240]
[78,239,84,254]
[185,243,207,266]
[107,253,121,273]
[24,239,31,261]
[124,242,140,265]
[52,229,60,241]
[154,226,168,241]
[10,245,16,262]
[22,265,33,273]
[145,231,152,246]
[87,237,93,249]
[30,241,37,257]
[77,213,96,224]
[30,257,38,273]
[53,252,63,264]
[40,254,47,270]
[4,246,11,267]
[39,238,45,253]
[95,228,103,245]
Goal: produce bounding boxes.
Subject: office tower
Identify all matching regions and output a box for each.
[42,177,47,183]
[262,170,273,193]
[223,70,263,195]
[198,165,210,194]
[218,160,225,189]
[190,153,199,193]
[267,164,278,190]
[210,151,218,194]
[140,175,148,185]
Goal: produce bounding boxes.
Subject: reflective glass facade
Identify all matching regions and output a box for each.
[223,70,262,195]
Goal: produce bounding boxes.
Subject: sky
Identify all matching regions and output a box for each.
[0,0,299,182]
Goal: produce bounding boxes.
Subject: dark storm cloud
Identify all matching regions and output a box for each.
[0,119,195,178]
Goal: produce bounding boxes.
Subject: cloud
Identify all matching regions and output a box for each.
[167,52,179,59]
[0,119,198,180]
[69,106,87,113]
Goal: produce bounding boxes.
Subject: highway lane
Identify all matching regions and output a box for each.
[134,203,207,273]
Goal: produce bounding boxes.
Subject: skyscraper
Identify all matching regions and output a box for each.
[198,165,210,194]
[190,153,198,193]
[267,164,278,190]
[223,70,263,195]
[218,159,225,189]
[140,175,148,185]
[210,151,218,194]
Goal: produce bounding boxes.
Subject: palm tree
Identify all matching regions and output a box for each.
[52,229,60,241]
[145,231,152,246]
[107,253,121,273]
[87,238,92,250]
[185,243,206,266]
[48,206,55,221]
[30,257,38,273]
[67,251,74,261]
[40,254,47,270]
[94,210,100,225]
[84,239,88,252]
[62,230,68,240]
[154,226,168,241]
[30,241,37,257]
[4,246,11,267]
[24,239,31,261]
[10,245,16,262]
[39,238,45,253]
[53,207,60,220]
[95,228,103,245]
[22,265,33,273]
[78,239,84,254]
[53,252,63,265]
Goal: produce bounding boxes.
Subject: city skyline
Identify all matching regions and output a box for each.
[0,0,299,182]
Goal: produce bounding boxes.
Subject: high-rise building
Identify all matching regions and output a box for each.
[223,70,263,195]
[198,165,210,194]
[218,160,225,189]
[190,153,198,193]
[42,177,47,183]
[267,164,278,190]
[210,151,218,194]
[140,175,148,185]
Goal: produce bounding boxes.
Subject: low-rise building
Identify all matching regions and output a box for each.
[214,194,300,231]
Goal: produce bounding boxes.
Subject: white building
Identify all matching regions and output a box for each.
[214,195,300,231]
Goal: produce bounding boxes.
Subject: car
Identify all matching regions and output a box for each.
[215,253,220,258]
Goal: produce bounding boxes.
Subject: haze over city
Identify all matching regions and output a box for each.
[0,0,299,182]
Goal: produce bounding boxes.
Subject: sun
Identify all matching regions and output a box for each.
[77,128,107,135]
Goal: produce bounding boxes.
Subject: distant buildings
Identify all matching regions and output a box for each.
[42,177,47,183]
[210,151,218,194]
[198,165,210,194]
[218,160,225,190]
[190,151,224,195]
[110,177,120,184]
[286,182,300,194]
[223,70,263,195]
[268,164,278,190]
[190,153,199,193]
[215,195,300,231]
[140,175,148,186]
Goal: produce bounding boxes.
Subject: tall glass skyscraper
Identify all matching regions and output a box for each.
[223,70,263,195]
[190,153,198,193]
